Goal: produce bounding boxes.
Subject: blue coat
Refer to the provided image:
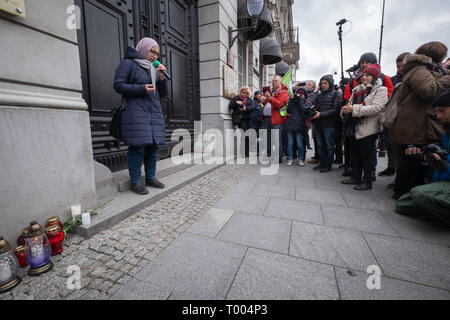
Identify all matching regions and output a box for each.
[285,97,309,133]
[432,134,450,182]
[113,47,167,146]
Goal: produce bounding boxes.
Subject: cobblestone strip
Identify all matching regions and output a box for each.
[0,164,252,300]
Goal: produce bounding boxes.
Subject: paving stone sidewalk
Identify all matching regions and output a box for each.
[111,157,450,300]
[0,164,252,300]
[2,156,449,300]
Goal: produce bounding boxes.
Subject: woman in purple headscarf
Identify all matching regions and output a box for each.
[113,38,169,195]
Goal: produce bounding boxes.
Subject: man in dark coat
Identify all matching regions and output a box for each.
[114,38,168,195]
[312,75,341,173]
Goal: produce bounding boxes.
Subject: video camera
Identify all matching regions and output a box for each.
[304,106,318,119]
[408,144,449,172]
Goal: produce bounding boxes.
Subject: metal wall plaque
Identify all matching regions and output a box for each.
[223,65,238,99]
[0,0,26,18]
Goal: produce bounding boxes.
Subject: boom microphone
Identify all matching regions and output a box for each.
[153,60,172,80]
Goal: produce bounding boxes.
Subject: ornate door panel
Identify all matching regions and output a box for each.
[77,0,199,172]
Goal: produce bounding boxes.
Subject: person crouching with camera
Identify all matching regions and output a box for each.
[284,88,310,167]
[395,90,450,224]
[340,64,388,191]
[113,38,168,195]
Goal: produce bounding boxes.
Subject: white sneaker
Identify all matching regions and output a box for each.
[299,161,305,167]
[287,160,293,166]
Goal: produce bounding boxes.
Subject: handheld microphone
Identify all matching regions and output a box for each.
[153,60,172,80]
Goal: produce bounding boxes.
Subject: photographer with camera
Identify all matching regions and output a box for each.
[312,75,341,173]
[395,90,450,224]
[284,87,310,166]
[391,42,450,200]
[340,64,388,191]
[228,86,256,157]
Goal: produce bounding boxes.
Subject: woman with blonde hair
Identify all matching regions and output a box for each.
[228,86,256,157]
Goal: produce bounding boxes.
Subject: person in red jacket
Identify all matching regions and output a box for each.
[344,52,394,102]
[260,75,290,162]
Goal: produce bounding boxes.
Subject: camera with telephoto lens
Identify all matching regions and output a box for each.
[408,144,449,172]
[304,105,318,119]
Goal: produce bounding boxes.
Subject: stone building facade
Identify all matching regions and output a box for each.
[0,0,299,243]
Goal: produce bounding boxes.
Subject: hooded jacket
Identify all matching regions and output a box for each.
[342,79,388,140]
[314,75,341,128]
[113,47,168,146]
[390,54,450,145]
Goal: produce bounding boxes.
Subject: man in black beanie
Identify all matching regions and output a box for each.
[395,90,450,224]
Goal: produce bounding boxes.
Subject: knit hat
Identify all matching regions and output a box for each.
[136,37,159,59]
[359,52,378,66]
[432,89,450,108]
[363,64,381,79]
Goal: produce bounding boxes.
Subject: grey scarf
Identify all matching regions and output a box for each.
[134,58,157,85]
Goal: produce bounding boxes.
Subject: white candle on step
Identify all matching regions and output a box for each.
[82,212,91,225]
[70,204,81,217]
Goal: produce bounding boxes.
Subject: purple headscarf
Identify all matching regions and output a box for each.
[136,38,159,59]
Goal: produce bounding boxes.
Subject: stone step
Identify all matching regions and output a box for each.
[113,153,207,193]
[74,161,223,238]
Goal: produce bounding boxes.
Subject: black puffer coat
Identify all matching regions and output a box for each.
[285,96,310,133]
[228,95,256,125]
[314,75,340,128]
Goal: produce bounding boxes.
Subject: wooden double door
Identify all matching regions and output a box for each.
[76,0,200,171]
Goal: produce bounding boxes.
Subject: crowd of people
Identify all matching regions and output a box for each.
[229,41,450,224]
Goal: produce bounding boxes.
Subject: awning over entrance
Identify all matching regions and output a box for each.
[260,37,282,65]
[237,0,273,41]
[276,61,290,76]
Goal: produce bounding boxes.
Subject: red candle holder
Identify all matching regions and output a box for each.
[45,216,63,231]
[45,225,65,256]
[16,228,29,247]
[14,246,28,268]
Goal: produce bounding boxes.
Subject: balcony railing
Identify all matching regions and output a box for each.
[282,27,299,46]
[281,27,300,65]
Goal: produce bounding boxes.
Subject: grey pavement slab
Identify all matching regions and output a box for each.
[315,179,391,198]
[341,192,396,214]
[215,192,270,215]
[250,183,296,200]
[297,171,339,181]
[264,198,323,224]
[110,278,171,300]
[290,222,378,271]
[364,233,450,290]
[186,207,235,238]
[295,188,347,206]
[321,205,398,236]
[227,182,256,195]
[245,174,279,185]
[272,166,306,177]
[134,233,247,300]
[218,212,291,254]
[380,213,450,246]
[277,176,317,189]
[227,248,339,300]
[335,267,450,300]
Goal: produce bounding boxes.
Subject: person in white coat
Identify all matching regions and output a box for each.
[340,64,388,190]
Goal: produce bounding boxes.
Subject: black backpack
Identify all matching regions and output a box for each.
[109,99,126,140]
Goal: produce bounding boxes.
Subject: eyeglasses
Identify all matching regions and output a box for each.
[150,49,160,57]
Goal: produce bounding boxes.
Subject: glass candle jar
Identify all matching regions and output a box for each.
[0,237,21,293]
[16,227,29,247]
[45,225,64,256]
[24,222,53,276]
[14,246,28,268]
[45,216,63,231]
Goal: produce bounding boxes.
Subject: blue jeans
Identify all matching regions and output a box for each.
[127,144,158,183]
[314,126,335,167]
[286,131,304,161]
